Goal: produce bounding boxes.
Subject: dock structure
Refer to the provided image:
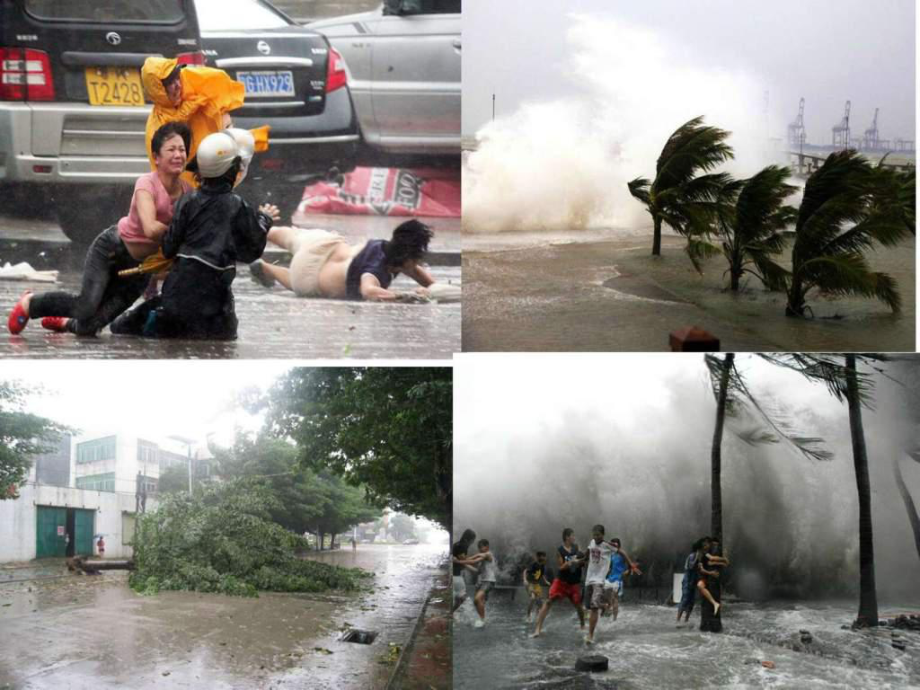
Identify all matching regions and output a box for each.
[831,100,851,149]
[787,98,806,152]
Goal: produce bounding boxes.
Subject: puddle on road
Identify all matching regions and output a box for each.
[0,545,447,690]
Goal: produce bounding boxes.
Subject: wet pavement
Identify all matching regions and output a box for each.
[453,595,920,689]
[463,230,915,352]
[0,543,447,690]
[0,207,460,359]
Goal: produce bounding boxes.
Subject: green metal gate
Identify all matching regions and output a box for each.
[73,509,94,556]
[35,506,67,558]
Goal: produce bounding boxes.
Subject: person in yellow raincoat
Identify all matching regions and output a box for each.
[141,57,269,187]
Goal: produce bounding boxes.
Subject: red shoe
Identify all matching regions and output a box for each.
[41,317,69,332]
[7,291,31,334]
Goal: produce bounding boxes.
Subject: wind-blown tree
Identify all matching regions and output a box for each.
[210,433,380,546]
[689,166,797,289]
[760,353,881,627]
[628,116,734,256]
[704,354,833,543]
[265,367,452,528]
[785,151,915,317]
[894,451,920,562]
[0,382,69,499]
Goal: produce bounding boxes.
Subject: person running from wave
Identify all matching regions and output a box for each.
[473,539,497,628]
[603,537,641,621]
[582,524,617,645]
[523,551,551,623]
[452,528,482,613]
[531,528,586,637]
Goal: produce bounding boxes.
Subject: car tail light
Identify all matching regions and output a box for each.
[325,48,347,93]
[176,51,205,66]
[0,48,55,101]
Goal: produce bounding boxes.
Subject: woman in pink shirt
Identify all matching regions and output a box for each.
[8,122,192,335]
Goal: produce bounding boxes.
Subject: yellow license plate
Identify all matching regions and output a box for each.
[85,67,145,106]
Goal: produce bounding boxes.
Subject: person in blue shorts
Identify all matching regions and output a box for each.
[603,537,641,620]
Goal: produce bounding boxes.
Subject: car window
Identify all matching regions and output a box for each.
[24,0,185,23]
[195,0,290,31]
[421,0,461,13]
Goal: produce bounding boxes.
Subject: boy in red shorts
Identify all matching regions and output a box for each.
[531,527,586,637]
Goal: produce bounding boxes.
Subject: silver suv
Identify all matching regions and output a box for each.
[308,0,460,165]
[0,0,205,243]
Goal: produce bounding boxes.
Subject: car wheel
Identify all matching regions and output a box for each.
[54,186,133,244]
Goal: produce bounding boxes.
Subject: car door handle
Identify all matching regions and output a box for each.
[452,40,461,50]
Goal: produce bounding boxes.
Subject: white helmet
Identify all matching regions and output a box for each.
[223,128,256,184]
[196,132,239,178]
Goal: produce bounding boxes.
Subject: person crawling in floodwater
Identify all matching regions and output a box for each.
[696,537,730,616]
[109,130,276,340]
[248,220,442,301]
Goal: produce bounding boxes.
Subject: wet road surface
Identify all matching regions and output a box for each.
[0,210,460,359]
[0,543,447,690]
[463,230,914,352]
[453,595,920,689]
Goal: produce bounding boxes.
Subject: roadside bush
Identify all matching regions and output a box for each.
[129,480,370,597]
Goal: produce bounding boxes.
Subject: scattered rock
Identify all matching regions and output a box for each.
[575,654,608,673]
[162,671,171,677]
[761,661,776,670]
[892,640,907,651]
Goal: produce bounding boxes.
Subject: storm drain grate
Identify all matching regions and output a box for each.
[340,629,378,644]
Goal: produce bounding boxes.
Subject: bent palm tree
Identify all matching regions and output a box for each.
[628,116,734,256]
[760,353,881,627]
[704,354,832,544]
[712,166,798,291]
[785,151,915,317]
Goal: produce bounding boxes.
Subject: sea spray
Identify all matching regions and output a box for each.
[463,15,770,234]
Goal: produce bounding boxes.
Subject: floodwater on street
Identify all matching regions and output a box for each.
[0,543,446,690]
[0,209,460,359]
[453,594,920,689]
[462,228,915,352]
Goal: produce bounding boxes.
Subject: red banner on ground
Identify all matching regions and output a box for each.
[293,167,460,220]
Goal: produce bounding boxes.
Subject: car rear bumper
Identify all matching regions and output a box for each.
[0,101,149,184]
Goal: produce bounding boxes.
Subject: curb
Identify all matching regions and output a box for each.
[384,577,438,690]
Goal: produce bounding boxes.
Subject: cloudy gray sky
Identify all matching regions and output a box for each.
[7,361,291,449]
[463,0,916,142]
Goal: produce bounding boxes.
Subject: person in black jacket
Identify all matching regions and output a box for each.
[111,131,276,340]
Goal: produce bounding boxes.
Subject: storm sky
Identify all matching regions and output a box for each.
[463,0,916,143]
[454,354,920,598]
[5,361,291,449]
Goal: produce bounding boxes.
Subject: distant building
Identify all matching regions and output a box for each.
[33,434,71,488]
[73,434,211,496]
[0,434,209,564]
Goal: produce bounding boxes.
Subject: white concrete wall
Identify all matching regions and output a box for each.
[0,482,158,563]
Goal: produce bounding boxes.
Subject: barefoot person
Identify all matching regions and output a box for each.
[452,529,480,613]
[676,538,708,624]
[109,132,274,340]
[603,537,641,622]
[8,123,192,336]
[473,539,497,628]
[248,220,438,301]
[697,537,729,618]
[583,524,616,645]
[532,528,586,637]
[523,551,551,623]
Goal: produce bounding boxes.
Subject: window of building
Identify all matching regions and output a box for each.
[137,441,159,470]
[76,472,116,492]
[76,436,116,465]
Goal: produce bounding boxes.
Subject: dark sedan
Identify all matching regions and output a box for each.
[195,0,359,188]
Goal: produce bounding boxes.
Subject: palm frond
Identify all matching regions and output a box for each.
[685,237,721,274]
[655,117,735,191]
[757,353,881,410]
[627,177,652,205]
